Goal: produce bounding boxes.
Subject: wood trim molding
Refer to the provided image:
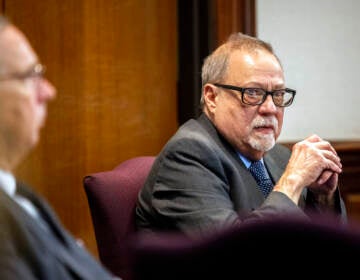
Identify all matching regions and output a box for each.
[280,141,360,152]
[330,141,360,152]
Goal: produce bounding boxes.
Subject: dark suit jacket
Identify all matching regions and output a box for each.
[0,182,115,280]
[136,113,347,237]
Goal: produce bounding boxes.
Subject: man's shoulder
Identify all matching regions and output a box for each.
[169,116,214,144]
[154,115,226,164]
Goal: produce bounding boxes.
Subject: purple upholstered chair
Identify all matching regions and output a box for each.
[83,156,155,280]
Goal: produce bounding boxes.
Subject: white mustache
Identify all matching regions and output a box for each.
[251,117,278,131]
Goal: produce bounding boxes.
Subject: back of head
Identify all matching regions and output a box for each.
[200,32,280,108]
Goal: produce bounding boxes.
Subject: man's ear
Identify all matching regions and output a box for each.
[203,84,218,113]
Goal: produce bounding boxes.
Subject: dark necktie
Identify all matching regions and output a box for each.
[249,160,273,197]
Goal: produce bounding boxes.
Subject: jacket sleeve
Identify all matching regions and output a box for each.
[148,136,308,237]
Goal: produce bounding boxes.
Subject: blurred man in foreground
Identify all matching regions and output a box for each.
[0,15,117,279]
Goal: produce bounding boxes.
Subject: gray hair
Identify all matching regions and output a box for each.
[0,15,10,74]
[0,15,9,32]
[200,32,282,108]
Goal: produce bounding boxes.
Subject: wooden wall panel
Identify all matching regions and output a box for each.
[334,142,360,224]
[4,0,177,257]
[177,0,256,125]
[214,0,256,44]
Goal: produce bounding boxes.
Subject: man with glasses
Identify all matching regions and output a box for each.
[136,32,347,238]
[0,16,118,279]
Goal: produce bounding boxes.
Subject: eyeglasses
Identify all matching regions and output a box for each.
[213,83,296,107]
[0,63,46,82]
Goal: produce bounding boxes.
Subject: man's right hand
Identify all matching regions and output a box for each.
[273,134,342,204]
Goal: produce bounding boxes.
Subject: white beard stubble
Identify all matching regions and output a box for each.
[246,116,278,152]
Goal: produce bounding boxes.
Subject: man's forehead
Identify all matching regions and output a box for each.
[0,25,37,74]
[224,50,284,87]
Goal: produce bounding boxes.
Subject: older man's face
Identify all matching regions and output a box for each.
[204,49,285,161]
[0,25,56,169]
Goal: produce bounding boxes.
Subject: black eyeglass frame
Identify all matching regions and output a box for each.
[213,83,296,107]
[0,63,46,82]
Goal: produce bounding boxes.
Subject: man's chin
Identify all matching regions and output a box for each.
[30,131,41,148]
[249,135,275,152]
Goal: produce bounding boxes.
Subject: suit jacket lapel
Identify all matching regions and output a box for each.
[16,182,95,279]
[264,154,284,184]
[16,183,68,243]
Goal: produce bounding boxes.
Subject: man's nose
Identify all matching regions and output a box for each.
[259,94,277,113]
[38,77,56,101]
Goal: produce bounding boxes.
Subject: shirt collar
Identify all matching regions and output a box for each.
[0,169,16,197]
[237,152,264,169]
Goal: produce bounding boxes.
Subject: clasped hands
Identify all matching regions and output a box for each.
[275,134,342,204]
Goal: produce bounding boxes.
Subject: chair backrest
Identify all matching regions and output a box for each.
[83,156,155,279]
